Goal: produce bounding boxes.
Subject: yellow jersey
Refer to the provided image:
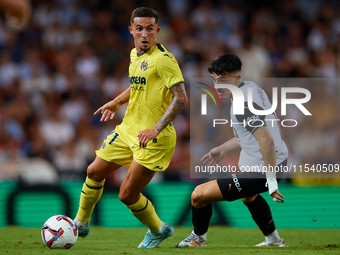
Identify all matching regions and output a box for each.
[119,43,184,149]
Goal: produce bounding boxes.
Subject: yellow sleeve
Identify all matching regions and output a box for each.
[156,53,184,89]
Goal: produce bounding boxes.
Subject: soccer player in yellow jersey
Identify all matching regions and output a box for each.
[74,7,188,248]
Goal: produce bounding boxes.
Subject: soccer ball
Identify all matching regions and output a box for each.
[41,215,78,249]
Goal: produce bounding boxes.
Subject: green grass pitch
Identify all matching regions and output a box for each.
[0,226,339,255]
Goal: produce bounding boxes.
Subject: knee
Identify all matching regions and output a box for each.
[86,163,104,182]
[118,189,138,205]
[242,194,258,204]
[191,185,207,208]
[118,191,129,205]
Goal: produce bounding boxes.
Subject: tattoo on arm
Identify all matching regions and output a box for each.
[114,87,130,105]
[154,82,187,132]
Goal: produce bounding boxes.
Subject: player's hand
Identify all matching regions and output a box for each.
[200,146,224,165]
[270,189,284,203]
[94,101,120,122]
[137,128,159,148]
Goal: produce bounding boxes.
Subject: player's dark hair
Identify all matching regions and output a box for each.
[130,7,159,24]
[208,53,242,76]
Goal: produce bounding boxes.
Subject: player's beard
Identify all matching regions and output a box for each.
[139,44,151,52]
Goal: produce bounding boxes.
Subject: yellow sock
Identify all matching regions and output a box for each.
[75,177,105,223]
[127,193,162,233]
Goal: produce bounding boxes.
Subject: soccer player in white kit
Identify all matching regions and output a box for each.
[178,53,288,247]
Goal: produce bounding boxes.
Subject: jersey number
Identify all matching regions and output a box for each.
[109,133,119,144]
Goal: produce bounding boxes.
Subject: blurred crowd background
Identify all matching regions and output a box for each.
[0,0,339,185]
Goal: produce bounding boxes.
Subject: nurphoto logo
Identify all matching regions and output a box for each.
[199,83,312,128]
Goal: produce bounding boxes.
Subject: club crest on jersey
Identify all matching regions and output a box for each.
[140,61,148,71]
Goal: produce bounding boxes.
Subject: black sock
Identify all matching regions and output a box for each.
[244,195,275,236]
[192,204,212,235]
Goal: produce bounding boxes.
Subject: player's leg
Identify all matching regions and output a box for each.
[179,172,285,248]
[119,159,159,229]
[74,126,133,236]
[242,194,284,246]
[118,159,173,248]
[243,161,288,247]
[178,180,225,247]
[75,156,121,237]
[229,167,287,247]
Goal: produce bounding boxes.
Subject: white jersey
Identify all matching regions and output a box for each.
[230,81,288,171]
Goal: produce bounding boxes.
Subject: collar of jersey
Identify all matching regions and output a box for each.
[230,82,245,102]
[136,43,159,57]
[239,81,245,88]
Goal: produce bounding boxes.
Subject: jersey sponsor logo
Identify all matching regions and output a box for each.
[155,166,163,170]
[129,76,146,85]
[130,76,146,92]
[231,174,242,192]
[140,61,148,71]
[131,85,145,91]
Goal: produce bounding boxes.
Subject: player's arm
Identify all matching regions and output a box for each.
[94,87,131,122]
[155,82,187,131]
[201,137,241,165]
[138,82,187,148]
[253,126,284,203]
